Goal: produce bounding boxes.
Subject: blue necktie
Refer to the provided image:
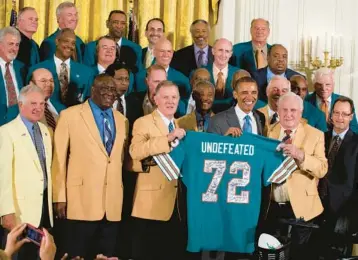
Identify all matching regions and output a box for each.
[33,123,47,189]
[168,121,174,133]
[243,115,252,133]
[102,112,113,155]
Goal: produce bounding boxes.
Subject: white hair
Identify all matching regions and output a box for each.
[277,92,303,111]
[0,27,21,43]
[18,85,44,104]
[266,75,291,92]
[56,1,76,18]
[313,68,334,84]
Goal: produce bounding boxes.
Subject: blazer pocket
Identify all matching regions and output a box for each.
[138,184,162,191]
[68,177,83,186]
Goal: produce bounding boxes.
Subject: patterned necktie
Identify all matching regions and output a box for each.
[198,119,204,132]
[102,112,113,155]
[243,115,252,133]
[284,129,292,144]
[5,62,18,106]
[145,49,153,68]
[116,44,121,62]
[215,71,225,98]
[116,96,124,115]
[320,100,329,122]
[59,62,69,103]
[328,135,341,168]
[256,48,266,69]
[33,123,47,189]
[270,112,278,124]
[197,50,205,67]
[168,121,174,133]
[44,103,56,131]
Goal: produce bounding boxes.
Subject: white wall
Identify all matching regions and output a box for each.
[213,0,358,104]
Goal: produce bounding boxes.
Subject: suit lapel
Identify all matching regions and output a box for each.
[13,60,24,89]
[110,111,125,158]
[269,122,281,140]
[337,129,353,157]
[188,45,197,68]
[152,110,169,136]
[189,111,198,131]
[80,101,108,157]
[39,123,52,178]
[208,46,214,64]
[226,107,241,128]
[253,110,263,135]
[292,123,306,148]
[0,67,6,105]
[324,131,332,154]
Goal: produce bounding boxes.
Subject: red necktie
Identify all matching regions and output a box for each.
[5,62,18,106]
[284,129,292,144]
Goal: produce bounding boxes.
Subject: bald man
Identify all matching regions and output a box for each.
[30,68,58,131]
[202,38,239,113]
[135,38,191,117]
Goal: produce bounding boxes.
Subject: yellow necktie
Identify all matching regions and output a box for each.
[215,71,225,98]
[320,100,329,122]
[145,49,153,68]
[256,48,266,69]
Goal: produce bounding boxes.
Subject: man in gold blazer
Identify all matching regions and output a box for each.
[0,85,53,260]
[129,80,189,260]
[266,92,327,260]
[52,74,128,259]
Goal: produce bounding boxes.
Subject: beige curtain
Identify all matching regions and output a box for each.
[1,0,219,49]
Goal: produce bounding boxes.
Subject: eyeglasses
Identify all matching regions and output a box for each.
[332,111,352,118]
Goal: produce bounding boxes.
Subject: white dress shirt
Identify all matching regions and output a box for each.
[268,105,279,122]
[316,95,332,112]
[186,93,196,114]
[97,64,106,74]
[157,109,175,130]
[47,100,59,117]
[234,105,258,135]
[112,95,127,116]
[0,58,20,106]
[54,55,71,79]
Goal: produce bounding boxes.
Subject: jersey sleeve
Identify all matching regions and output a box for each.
[262,151,286,186]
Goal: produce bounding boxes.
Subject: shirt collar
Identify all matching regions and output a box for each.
[333,128,349,140]
[317,94,332,103]
[234,105,253,120]
[194,44,209,54]
[267,67,285,82]
[54,55,70,67]
[267,105,278,118]
[117,37,123,47]
[20,115,35,130]
[88,98,112,116]
[252,43,268,54]
[156,109,175,127]
[97,64,106,74]
[0,57,13,66]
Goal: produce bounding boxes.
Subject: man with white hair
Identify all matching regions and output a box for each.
[39,1,85,62]
[16,7,40,67]
[0,26,26,126]
[306,68,358,132]
[266,92,327,260]
[258,76,327,133]
[0,85,53,259]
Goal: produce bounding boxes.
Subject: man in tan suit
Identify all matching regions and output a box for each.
[0,85,53,259]
[30,68,58,131]
[130,80,189,260]
[266,92,327,260]
[52,74,129,259]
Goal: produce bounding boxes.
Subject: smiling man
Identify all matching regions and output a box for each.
[28,29,94,112]
[208,76,265,136]
[142,18,165,68]
[171,19,214,77]
[52,74,129,259]
[40,2,85,62]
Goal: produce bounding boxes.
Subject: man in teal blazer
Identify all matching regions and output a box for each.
[0,27,26,126]
[83,10,142,72]
[39,2,85,63]
[28,29,93,113]
[232,18,271,74]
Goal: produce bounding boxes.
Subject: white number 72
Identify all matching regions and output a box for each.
[202,160,250,204]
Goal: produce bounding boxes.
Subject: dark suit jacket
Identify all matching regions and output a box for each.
[251,66,302,102]
[39,28,85,63]
[0,60,27,126]
[305,92,358,133]
[324,130,358,214]
[27,59,94,112]
[16,30,40,68]
[170,44,214,77]
[207,106,265,136]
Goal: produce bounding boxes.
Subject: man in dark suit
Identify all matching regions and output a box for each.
[171,19,214,77]
[252,44,301,102]
[232,18,271,74]
[305,68,358,133]
[84,10,142,73]
[208,76,265,136]
[15,7,40,68]
[39,2,85,63]
[28,29,94,113]
[142,18,165,69]
[318,96,358,257]
[0,27,27,126]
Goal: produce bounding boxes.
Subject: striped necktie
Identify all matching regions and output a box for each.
[168,121,174,133]
[5,62,18,106]
[44,103,56,131]
[33,123,47,189]
[102,112,113,155]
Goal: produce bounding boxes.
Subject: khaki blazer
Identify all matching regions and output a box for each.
[176,111,215,131]
[267,121,328,221]
[129,110,178,221]
[0,116,53,227]
[52,101,129,221]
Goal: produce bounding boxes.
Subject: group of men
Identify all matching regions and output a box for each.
[0,1,357,260]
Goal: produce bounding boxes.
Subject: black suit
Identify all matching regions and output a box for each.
[142,47,148,65]
[117,45,139,73]
[251,67,302,102]
[207,106,265,136]
[170,44,214,77]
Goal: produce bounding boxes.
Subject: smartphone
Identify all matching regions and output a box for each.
[21,224,44,246]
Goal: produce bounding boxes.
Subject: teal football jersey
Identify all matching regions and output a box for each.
[169,131,288,253]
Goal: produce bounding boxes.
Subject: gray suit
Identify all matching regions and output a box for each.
[207,106,266,136]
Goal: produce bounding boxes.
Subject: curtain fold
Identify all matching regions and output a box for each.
[1,0,219,49]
